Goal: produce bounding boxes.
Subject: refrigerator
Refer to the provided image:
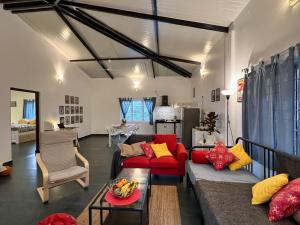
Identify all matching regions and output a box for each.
[180,108,200,149]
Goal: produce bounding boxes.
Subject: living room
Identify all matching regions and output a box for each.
[1,0,300,225]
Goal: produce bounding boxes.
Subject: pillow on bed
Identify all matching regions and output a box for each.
[205,145,238,170]
[18,119,29,124]
[192,150,210,164]
[269,178,300,222]
[28,120,36,125]
[252,173,289,205]
[228,143,252,171]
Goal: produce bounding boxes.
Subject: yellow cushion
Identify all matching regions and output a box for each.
[151,143,172,158]
[251,174,289,205]
[228,144,252,171]
[18,119,29,124]
[28,120,36,125]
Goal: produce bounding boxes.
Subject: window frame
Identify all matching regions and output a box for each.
[121,99,150,123]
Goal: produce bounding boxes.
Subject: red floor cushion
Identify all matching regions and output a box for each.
[37,213,76,225]
[154,134,177,154]
[150,156,178,168]
[123,156,150,168]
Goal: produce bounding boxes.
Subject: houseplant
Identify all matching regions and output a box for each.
[202,112,220,144]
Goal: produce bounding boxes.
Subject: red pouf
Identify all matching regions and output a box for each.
[37,213,76,225]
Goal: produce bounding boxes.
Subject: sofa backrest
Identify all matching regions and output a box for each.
[125,134,153,145]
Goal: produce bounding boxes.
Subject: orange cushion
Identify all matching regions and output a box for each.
[123,156,150,168]
[150,156,178,168]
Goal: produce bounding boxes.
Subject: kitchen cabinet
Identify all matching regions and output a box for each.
[156,123,174,134]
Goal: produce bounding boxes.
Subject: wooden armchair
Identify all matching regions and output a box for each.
[36,130,89,203]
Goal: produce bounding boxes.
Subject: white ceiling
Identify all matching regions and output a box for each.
[17,0,250,78]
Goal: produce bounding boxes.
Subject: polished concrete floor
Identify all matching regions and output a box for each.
[0,136,201,225]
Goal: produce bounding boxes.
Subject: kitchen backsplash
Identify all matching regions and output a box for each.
[154,106,181,120]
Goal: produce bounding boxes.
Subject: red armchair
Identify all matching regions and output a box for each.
[122,134,188,181]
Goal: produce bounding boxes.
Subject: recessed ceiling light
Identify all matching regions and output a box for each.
[134,65,140,73]
[290,0,300,6]
[61,28,71,40]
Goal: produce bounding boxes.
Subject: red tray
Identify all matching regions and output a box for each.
[105,189,141,206]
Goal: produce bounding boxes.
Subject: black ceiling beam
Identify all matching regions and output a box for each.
[60,1,229,33]
[55,7,114,79]
[3,1,50,10]
[69,56,201,65]
[151,0,158,78]
[59,6,191,78]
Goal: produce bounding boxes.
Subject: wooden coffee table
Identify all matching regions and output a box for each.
[89,168,151,225]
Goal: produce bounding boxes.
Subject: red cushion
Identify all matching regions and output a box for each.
[37,213,76,225]
[269,178,300,222]
[205,145,237,170]
[154,134,177,154]
[150,156,178,168]
[192,150,210,164]
[123,156,150,168]
[140,142,154,159]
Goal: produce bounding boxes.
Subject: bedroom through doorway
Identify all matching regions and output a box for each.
[10,88,40,156]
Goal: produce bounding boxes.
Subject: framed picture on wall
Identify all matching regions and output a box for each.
[59,117,65,124]
[75,97,79,104]
[80,115,83,123]
[65,116,70,125]
[75,106,79,114]
[211,90,215,102]
[65,95,69,104]
[11,101,17,107]
[70,96,74,104]
[215,88,220,101]
[71,116,75,124]
[237,78,245,102]
[80,106,83,114]
[59,106,64,115]
[71,106,75,114]
[75,115,79,123]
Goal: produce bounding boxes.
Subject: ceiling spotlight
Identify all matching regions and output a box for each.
[61,28,71,40]
[290,0,300,6]
[134,65,140,73]
[56,73,64,84]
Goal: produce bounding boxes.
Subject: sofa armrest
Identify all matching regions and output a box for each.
[176,143,188,176]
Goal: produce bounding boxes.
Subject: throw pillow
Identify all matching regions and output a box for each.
[205,147,238,170]
[252,173,289,205]
[140,142,154,159]
[119,141,145,157]
[151,143,172,159]
[154,134,177,154]
[269,178,300,222]
[293,209,300,224]
[228,143,252,171]
[18,119,29,124]
[192,150,210,164]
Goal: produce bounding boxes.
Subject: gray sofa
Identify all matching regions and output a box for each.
[187,139,300,225]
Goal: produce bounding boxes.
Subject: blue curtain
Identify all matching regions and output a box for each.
[119,98,132,119]
[143,97,156,125]
[243,47,296,158]
[23,99,36,120]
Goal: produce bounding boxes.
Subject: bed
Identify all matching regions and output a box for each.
[11,123,36,144]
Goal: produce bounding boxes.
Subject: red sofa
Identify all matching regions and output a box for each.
[121,134,188,181]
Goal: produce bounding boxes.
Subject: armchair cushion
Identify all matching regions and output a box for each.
[48,166,87,183]
[123,156,150,168]
[150,156,178,168]
[154,134,177,154]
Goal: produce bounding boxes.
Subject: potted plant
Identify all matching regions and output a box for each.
[202,112,220,145]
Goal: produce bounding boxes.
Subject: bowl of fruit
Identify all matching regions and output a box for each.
[109,178,139,199]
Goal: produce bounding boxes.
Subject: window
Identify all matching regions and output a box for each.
[122,99,150,122]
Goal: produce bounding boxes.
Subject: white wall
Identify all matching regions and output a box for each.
[91,77,192,134]
[0,10,92,163]
[225,0,300,143]
[10,91,35,123]
[191,37,226,141]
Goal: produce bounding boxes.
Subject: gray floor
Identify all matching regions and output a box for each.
[0,136,201,225]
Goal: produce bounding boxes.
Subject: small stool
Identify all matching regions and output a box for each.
[37,213,76,225]
[0,166,12,176]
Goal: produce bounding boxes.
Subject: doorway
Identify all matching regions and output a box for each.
[10,88,40,154]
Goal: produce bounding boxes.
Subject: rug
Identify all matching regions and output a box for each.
[77,185,181,225]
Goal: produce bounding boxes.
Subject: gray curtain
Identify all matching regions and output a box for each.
[297,44,300,156]
[243,47,296,158]
[143,97,156,125]
[119,98,132,119]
